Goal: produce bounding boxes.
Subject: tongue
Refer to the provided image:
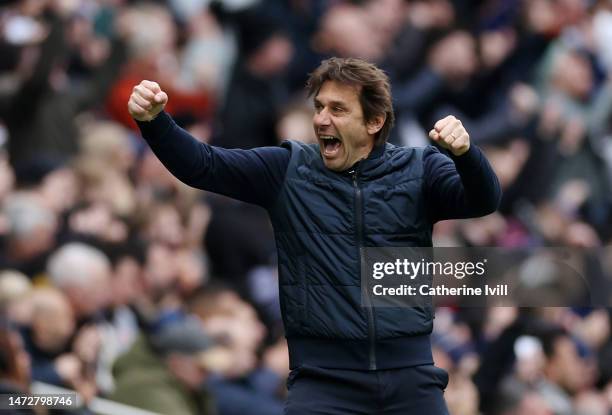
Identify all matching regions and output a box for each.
[324,140,341,157]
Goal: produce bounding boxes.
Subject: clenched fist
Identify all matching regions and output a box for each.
[428,115,470,156]
[128,80,168,122]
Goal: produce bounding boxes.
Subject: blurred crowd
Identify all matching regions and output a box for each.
[0,0,611,414]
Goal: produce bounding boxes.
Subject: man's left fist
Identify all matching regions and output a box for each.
[428,115,470,156]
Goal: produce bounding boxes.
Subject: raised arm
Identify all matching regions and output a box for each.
[424,115,502,223]
[128,81,289,207]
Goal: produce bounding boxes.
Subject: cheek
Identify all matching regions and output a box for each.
[343,126,369,149]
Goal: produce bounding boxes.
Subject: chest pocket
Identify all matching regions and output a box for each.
[363,178,425,236]
[283,171,355,236]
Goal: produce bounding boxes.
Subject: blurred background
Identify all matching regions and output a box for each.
[0,0,611,414]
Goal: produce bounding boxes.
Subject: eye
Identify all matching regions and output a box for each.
[332,106,345,113]
[314,102,323,112]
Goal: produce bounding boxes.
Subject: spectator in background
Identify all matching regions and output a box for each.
[0,324,34,415]
[276,101,318,145]
[0,153,15,205]
[204,196,276,295]
[46,243,122,394]
[188,285,287,415]
[111,316,219,415]
[64,202,130,244]
[212,5,294,149]
[74,157,136,220]
[1,192,58,278]
[189,285,267,377]
[313,3,385,63]
[131,241,183,330]
[46,242,112,321]
[78,120,136,177]
[103,240,145,353]
[0,270,31,325]
[105,3,213,131]
[19,287,97,399]
[0,0,128,169]
[536,327,591,415]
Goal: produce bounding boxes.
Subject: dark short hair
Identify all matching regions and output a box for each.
[306,57,395,145]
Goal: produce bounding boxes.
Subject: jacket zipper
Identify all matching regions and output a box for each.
[351,169,377,370]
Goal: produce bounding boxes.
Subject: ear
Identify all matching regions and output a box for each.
[367,115,386,136]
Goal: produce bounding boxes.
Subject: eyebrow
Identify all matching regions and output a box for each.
[314,98,347,108]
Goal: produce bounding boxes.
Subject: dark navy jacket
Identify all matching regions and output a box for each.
[138,112,501,371]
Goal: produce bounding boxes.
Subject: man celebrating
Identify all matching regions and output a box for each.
[128,57,501,414]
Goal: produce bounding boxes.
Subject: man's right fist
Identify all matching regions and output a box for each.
[128,80,168,122]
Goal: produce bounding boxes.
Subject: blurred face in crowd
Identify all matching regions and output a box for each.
[166,353,207,390]
[65,263,112,319]
[200,294,266,353]
[319,5,382,61]
[0,329,31,389]
[515,392,553,415]
[408,0,454,29]
[428,31,478,83]
[112,256,143,307]
[144,243,179,299]
[175,249,206,297]
[546,336,586,393]
[277,107,318,144]
[553,51,593,101]
[145,205,185,247]
[313,81,383,172]
[231,300,266,352]
[0,155,15,202]
[195,292,266,377]
[248,34,294,76]
[365,0,407,44]
[31,290,75,353]
[69,203,128,243]
[40,168,78,214]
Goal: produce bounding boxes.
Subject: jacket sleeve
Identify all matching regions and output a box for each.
[137,112,290,208]
[423,145,502,223]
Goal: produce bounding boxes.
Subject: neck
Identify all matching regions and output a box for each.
[360,138,377,159]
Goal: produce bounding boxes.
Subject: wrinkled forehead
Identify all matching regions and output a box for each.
[313,80,362,104]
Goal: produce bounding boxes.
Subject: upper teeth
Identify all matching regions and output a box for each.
[321,136,337,141]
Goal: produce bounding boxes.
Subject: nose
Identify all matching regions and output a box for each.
[314,107,331,128]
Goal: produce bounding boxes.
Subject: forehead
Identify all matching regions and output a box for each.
[315,80,361,104]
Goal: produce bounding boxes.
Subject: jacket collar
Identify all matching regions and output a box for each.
[343,142,387,176]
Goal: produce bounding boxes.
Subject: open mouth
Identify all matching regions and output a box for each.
[319,135,342,158]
